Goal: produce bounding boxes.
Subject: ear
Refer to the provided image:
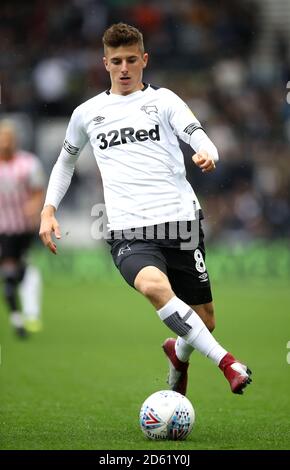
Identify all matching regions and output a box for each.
[142,53,149,69]
[103,56,110,72]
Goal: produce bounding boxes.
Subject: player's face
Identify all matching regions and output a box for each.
[103,44,148,96]
[0,127,16,159]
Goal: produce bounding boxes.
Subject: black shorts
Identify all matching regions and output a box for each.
[0,233,33,262]
[107,217,212,306]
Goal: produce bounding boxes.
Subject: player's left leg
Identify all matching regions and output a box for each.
[192,302,215,332]
[161,229,251,395]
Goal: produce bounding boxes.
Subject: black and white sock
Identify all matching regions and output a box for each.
[157,296,226,365]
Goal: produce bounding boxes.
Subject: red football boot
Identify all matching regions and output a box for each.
[219,352,252,394]
[162,338,189,396]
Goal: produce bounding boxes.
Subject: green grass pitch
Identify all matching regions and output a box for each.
[0,256,290,449]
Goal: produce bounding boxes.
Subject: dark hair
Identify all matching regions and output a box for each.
[102,23,144,53]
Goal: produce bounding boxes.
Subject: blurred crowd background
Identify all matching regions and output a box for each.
[1,0,290,246]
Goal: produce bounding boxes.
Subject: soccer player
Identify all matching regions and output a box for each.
[0,120,45,337]
[40,23,252,395]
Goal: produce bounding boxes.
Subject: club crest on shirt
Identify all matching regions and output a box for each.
[141,105,158,115]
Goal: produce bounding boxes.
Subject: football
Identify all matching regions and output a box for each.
[139,390,195,440]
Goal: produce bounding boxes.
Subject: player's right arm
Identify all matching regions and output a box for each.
[40,204,61,254]
[39,107,88,254]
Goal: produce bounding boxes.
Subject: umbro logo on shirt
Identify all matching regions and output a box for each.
[141,105,158,115]
[93,116,105,124]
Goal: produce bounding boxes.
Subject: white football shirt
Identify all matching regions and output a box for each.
[45,84,218,230]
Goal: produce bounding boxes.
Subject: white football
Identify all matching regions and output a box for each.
[139,390,195,440]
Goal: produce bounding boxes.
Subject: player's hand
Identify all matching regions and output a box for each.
[39,205,61,255]
[192,151,216,173]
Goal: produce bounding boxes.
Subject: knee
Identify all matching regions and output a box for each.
[136,277,171,303]
[134,269,172,307]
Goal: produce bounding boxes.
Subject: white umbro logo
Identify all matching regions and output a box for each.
[93,116,105,124]
[198,272,208,282]
[118,244,131,256]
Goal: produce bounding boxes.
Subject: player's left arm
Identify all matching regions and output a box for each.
[192,151,216,173]
[191,133,218,173]
[167,91,218,173]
